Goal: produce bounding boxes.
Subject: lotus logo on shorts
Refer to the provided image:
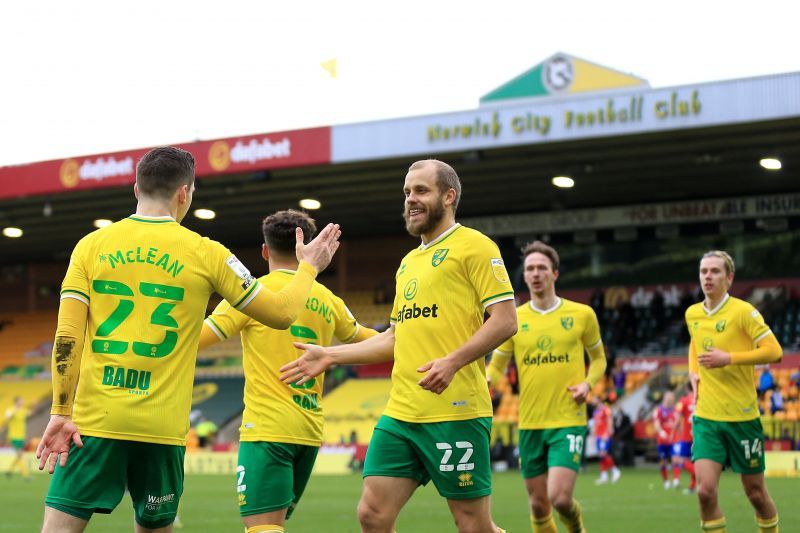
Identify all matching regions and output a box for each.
[537,335,553,351]
[715,319,726,332]
[561,316,574,330]
[431,248,449,267]
[458,472,474,487]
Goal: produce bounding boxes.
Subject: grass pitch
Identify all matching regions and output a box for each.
[3,466,797,532]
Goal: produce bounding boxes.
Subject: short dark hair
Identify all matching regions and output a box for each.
[262,209,317,254]
[522,240,560,271]
[136,147,195,200]
[408,159,462,212]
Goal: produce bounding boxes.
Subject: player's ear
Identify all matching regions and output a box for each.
[261,244,270,261]
[177,184,189,205]
[553,269,559,281]
[444,187,456,208]
[133,183,139,200]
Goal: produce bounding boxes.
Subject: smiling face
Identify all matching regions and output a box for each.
[524,251,558,299]
[402,163,453,238]
[699,256,733,301]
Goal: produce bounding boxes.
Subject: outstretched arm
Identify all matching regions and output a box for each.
[280,326,396,386]
[239,224,341,329]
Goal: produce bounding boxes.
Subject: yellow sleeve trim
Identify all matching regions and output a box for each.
[754,329,772,343]
[61,292,89,306]
[234,282,263,311]
[204,318,227,340]
[586,339,603,350]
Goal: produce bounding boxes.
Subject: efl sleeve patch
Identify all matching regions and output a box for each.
[490,258,509,283]
[225,255,255,289]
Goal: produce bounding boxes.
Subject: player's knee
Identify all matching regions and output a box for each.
[550,493,572,514]
[697,482,717,506]
[743,483,768,508]
[528,494,549,517]
[451,513,489,533]
[357,497,389,530]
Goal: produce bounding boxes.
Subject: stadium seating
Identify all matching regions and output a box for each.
[338,290,392,330]
[190,376,245,428]
[321,378,392,445]
[0,311,57,373]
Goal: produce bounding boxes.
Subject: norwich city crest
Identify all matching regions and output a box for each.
[715,319,726,332]
[561,316,574,330]
[432,248,449,267]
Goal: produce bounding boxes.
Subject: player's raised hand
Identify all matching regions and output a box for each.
[36,415,83,474]
[417,357,459,395]
[295,223,341,273]
[567,381,591,404]
[280,343,333,386]
[698,347,731,369]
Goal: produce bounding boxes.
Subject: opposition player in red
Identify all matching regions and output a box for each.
[673,385,697,494]
[653,391,679,489]
[591,396,620,484]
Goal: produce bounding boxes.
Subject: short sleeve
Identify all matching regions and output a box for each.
[742,304,771,343]
[331,293,359,342]
[205,299,250,341]
[581,308,603,348]
[205,240,263,312]
[61,235,92,305]
[464,235,515,311]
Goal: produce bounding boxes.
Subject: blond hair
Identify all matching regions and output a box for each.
[701,250,735,275]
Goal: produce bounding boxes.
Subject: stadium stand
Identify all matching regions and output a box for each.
[0,310,56,375]
[190,376,245,429]
[320,378,391,445]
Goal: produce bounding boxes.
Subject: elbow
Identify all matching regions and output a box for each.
[503,315,518,340]
[271,316,295,330]
[773,344,783,363]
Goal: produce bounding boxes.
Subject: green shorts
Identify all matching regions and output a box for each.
[518,426,586,478]
[692,416,766,474]
[237,441,319,519]
[11,439,25,451]
[363,415,492,500]
[45,436,185,529]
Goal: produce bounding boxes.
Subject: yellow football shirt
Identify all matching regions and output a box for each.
[6,406,28,440]
[205,269,359,446]
[61,214,264,446]
[495,298,602,429]
[386,224,514,423]
[686,294,772,422]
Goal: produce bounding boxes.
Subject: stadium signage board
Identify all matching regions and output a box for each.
[0,127,330,200]
[462,192,800,236]
[332,73,800,162]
